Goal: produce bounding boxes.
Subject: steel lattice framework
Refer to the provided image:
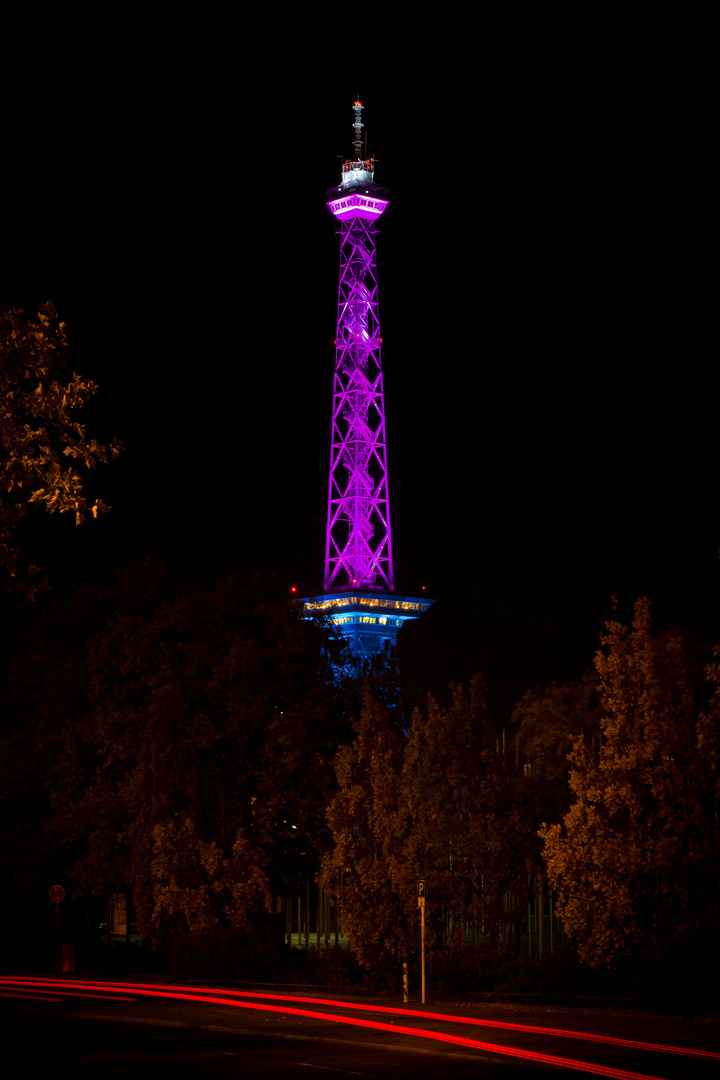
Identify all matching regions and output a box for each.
[324,103,392,592]
[325,212,392,591]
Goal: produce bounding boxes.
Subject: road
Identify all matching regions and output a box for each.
[1,975,719,1078]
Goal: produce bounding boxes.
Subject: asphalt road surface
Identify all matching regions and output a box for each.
[1,976,719,1079]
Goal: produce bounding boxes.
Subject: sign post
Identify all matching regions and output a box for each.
[417,879,426,1005]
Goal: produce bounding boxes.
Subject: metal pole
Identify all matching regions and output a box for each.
[324,889,329,950]
[403,961,408,1003]
[317,885,322,951]
[305,877,310,951]
[421,903,426,1005]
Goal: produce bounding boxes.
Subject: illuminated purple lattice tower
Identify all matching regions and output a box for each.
[305,101,434,668]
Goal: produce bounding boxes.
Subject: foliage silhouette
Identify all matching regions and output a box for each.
[0,301,122,595]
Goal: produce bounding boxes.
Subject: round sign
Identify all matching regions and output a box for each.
[49,885,65,904]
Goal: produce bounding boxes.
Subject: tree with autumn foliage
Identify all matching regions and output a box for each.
[318,694,409,981]
[401,677,543,955]
[540,598,720,979]
[0,301,122,595]
[511,673,599,832]
[0,563,348,966]
[321,676,554,981]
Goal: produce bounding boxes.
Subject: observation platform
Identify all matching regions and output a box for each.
[302,590,435,663]
[326,159,390,221]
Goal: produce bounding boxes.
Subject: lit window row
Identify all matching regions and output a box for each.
[305,597,353,611]
[357,598,427,612]
[329,194,388,217]
[305,597,428,613]
[332,616,401,627]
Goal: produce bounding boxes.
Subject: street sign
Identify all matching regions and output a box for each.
[417,879,426,906]
[49,885,65,904]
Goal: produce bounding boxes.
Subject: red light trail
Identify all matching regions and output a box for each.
[2,975,716,1080]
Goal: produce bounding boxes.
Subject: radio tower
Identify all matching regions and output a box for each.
[304,101,434,669]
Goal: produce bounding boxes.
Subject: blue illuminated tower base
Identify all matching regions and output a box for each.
[304,590,434,669]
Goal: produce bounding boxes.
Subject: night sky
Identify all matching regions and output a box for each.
[7,56,715,718]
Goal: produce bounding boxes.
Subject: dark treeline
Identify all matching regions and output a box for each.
[1,562,351,976]
[1,565,719,1000]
